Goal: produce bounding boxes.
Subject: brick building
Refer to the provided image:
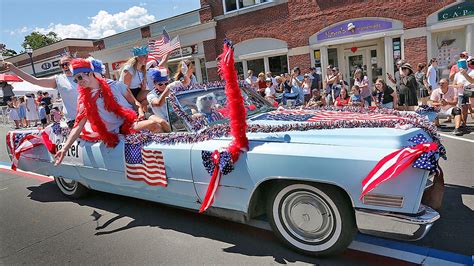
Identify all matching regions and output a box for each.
[199,0,473,85]
[2,39,96,78]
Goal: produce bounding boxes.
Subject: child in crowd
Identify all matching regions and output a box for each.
[17,96,27,127]
[306,89,325,108]
[264,78,276,103]
[38,102,47,127]
[7,97,20,129]
[50,107,63,123]
[349,85,363,106]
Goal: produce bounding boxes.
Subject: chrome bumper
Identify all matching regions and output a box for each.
[355,204,440,241]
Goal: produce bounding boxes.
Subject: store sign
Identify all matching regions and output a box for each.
[39,59,59,71]
[168,45,198,59]
[438,2,473,21]
[317,19,393,41]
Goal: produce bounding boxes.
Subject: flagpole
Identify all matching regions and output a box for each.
[178,35,183,59]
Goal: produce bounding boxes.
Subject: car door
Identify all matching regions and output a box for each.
[190,139,255,213]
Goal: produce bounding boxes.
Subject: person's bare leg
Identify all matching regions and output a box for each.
[454,114,461,129]
[149,115,171,133]
[133,119,163,133]
[461,105,468,126]
[137,90,149,113]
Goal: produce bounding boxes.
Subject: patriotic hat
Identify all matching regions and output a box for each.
[87,57,105,74]
[146,55,159,69]
[70,58,93,76]
[132,45,148,57]
[150,68,169,82]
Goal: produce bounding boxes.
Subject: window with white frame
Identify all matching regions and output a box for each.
[223,0,270,13]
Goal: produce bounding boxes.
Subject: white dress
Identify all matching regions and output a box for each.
[7,107,19,121]
[25,97,39,120]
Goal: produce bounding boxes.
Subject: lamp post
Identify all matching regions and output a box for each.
[25,44,36,77]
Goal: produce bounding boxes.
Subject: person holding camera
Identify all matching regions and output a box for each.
[453,56,474,128]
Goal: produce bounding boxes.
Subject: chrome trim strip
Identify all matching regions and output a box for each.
[355,204,440,241]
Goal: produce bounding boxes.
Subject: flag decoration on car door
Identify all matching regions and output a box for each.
[124,143,167,186]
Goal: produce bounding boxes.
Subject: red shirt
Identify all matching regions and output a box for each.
[335,96,350,107]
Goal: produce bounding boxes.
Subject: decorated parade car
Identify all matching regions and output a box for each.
[5,42,445,256]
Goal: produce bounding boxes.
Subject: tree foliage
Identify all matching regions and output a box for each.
[22,31,62,50]
[1,48,17,57]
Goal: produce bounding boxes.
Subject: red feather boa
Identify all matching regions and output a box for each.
[217,42,249,161]
[75,78,137,148]
[199,40,249,213]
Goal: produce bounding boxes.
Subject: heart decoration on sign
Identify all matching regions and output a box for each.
[351,46,358,53]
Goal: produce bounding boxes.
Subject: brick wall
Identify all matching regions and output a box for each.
[404,37,428,67]
[201,0,457,80]
[289,54,311,74]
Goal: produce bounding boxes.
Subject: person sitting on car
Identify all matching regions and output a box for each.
[146,68,172,132]
[54,59,163,166]
[194,93,223,124]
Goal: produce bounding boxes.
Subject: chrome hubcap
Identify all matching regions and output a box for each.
[281,191,334,243]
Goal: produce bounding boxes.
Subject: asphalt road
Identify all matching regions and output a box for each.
[0,123,472,265]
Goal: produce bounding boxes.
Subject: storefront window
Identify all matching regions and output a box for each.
[432,28,466,80]
[370,49,382,83]
[224,0,269,13]
[392,37,401,72]
[268,55,288,75]
[328,48,338,67]
[235,61,244,78]
[247,58,265,75]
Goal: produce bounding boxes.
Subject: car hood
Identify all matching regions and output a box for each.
[233,109,431,149]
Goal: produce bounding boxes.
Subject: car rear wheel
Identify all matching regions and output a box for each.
[267,183,356,256]
[54,176,89,199]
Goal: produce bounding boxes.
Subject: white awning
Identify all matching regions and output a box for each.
[5,81,59,99]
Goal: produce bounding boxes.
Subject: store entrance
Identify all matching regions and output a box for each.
[343,45,382,87]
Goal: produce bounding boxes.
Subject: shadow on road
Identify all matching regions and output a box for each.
[416,184,474,255]
[26,182,383,265]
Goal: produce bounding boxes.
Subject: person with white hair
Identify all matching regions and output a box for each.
[195,93,223,123]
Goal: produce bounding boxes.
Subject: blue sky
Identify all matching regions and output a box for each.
[0,0,201,52]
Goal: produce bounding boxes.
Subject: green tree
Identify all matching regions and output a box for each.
[22,31,62,50]
[1,48,17,56]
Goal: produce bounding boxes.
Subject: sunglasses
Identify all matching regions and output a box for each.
[154,81,168,86]
[201,96,214,101]
[73,72,90,83]
[460,54,467,58]
[60,62,70,69]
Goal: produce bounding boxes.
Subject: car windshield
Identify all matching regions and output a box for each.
[175,87,274,127]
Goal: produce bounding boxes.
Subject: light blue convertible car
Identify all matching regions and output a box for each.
[6,85,442,256]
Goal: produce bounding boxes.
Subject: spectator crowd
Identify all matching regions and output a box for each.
[244,52,474,136]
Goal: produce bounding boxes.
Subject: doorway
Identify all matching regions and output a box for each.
[344,45,382,87]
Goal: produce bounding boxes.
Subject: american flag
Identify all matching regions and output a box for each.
[148,29,181,58]
[255,110,406,122]
[8,126,57,170]
[360,142,438,199]
[125,143,167,186]
[11,134,44,170]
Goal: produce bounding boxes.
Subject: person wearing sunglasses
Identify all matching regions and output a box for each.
[54,58,164,166]
[3,53,79,128]
[146,68,172,132]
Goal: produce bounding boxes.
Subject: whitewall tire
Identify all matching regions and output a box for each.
[267,183,356,256]
[54,176,89,199]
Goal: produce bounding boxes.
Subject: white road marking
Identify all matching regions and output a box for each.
[439,133,474,143]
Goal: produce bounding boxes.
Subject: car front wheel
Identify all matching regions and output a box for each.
[267,183,356,256]
[54,176,89,199]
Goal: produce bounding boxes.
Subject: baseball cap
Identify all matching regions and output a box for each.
[265,78,272,82]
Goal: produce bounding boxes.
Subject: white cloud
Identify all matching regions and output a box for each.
[33,6,155,39]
